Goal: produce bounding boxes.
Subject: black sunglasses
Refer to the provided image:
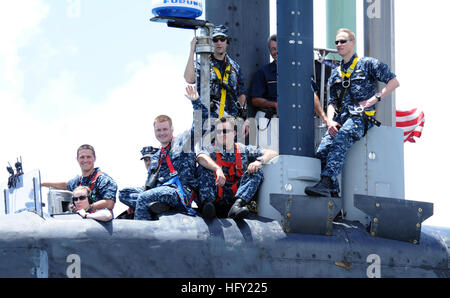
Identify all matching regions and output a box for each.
[72,195,88,202]
[217,129,234,135]
[213,37,227,43]
[335,39,348,45]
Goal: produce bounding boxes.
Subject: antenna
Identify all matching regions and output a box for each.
[6,157,24,189]
[15,156,23,176]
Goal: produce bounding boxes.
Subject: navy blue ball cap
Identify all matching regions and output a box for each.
[140,146,158,160]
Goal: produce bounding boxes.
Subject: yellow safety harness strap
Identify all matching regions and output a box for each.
[213,64,231,118]
[340,56,359,79]
[364,110,376,117]
[339,56,381,132]
[337,56,359,113]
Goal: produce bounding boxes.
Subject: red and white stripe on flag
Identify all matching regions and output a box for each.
[396,109,425,143]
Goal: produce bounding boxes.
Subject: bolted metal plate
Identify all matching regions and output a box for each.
[354,194,433,244]
[270,193,342,235]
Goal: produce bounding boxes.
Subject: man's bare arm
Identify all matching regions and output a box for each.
[41,182,68,190]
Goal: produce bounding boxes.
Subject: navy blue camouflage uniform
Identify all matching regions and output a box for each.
[118,147,159,213]
[67,167,117,203]
[119,186,144,211]
[197,143,265,217]
[195,54,246,118]
[133,135,198,220]
[316,53,396,193]
[119,99,204,220]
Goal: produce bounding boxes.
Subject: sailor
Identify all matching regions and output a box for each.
[305,28,400,197]
[41,144,117,212]
[250,34,278,121]
[119,86,207,220]
[196,115,278,220]
[141,145,158,171]
[117,146,158,219]
[72,185,113,222]
[250,34,329,151]
[131,114,199,220]
[184,24,247,121]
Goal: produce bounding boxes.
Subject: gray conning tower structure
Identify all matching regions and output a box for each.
[206,0,434,242]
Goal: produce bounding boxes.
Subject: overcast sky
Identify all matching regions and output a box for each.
[0,0,448,227]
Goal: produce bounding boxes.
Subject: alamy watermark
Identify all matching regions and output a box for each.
[366,0,381,19]
[66,254,81,278]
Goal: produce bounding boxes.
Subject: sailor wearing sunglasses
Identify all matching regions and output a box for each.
[72,186,112,222]
[184,25,247,120]
[305,28,400,198]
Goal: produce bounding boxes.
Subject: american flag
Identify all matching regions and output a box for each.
[396,109,425,143]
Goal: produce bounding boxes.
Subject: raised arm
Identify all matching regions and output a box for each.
[184,37,197,84]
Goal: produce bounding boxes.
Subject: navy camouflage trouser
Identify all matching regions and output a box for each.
[197,165,264,217]
[132,185,182,220]
[118,187,144,210]
[316,116,373,192]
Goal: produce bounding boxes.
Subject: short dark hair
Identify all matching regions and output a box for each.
[215,115,237,132]
[77,144,96,158]
[268,34,277,48]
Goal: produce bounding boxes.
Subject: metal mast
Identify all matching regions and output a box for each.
[277,0,315,157]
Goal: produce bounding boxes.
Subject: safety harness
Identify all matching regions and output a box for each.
[214,143,243,202]
[212,63,232,118]
[337,56,381,136]
[78,169,103,202]
[336,56,359,113]
[159,143,197,216]
[77,169,102,208]
[340,56,359,86]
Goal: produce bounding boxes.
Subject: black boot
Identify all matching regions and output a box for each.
[228,198,249,220]
[147,201,171,214]
[304,176,333,197]
[201,201,216,220]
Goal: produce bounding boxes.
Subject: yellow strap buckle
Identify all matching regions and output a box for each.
[365,110,376,117]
